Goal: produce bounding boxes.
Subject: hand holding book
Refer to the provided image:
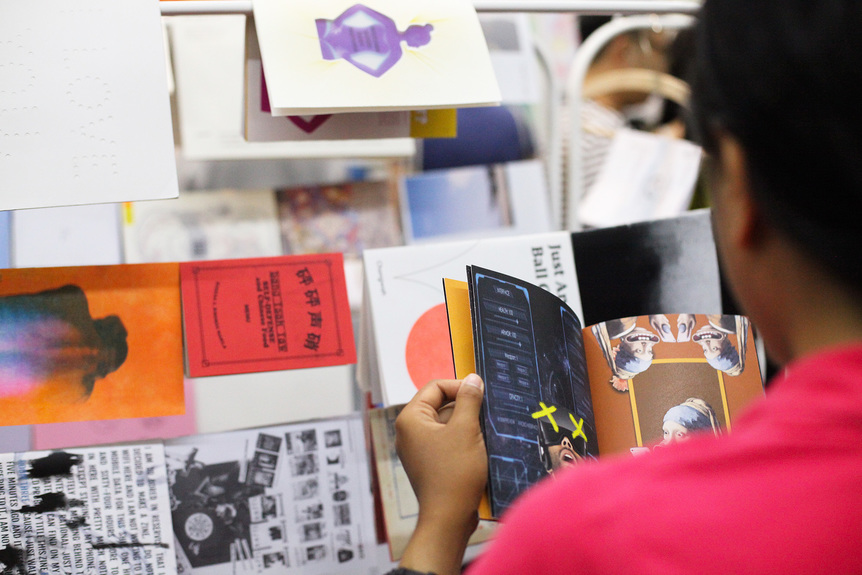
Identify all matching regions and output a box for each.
[396,375,488,575]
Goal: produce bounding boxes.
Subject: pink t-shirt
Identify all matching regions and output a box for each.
[467,344,862,575]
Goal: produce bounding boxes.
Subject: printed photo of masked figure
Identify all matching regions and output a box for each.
[0,284,128,403]
[0,263,184,426]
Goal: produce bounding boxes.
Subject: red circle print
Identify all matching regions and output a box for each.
[405,304,456,390]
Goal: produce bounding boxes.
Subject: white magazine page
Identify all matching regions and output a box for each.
[0,0,177,211]
[121,189,283,264]
[164,415,376,575]
[579,128,703,228]
[0,444,176,575]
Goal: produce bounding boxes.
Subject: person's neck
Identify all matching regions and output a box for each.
[751,239,862,366]
[784,273,862,361]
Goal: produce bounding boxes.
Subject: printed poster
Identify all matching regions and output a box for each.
[0,263,184,426]
[180,255,356,377]
[0,444,176,575]
[164,415,376,575]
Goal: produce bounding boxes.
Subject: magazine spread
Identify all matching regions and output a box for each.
[164,414,376,575]
[0,444,176,575]
[446,265,765,519]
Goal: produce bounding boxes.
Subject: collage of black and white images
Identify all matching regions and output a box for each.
[167,425,360,573]
[251,425,358,569]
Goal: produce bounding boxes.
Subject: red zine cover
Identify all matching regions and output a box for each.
[180,254,356,377]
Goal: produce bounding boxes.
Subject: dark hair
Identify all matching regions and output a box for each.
[660,26,696,127]
[690,0,862,293]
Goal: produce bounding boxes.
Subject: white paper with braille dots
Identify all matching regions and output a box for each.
[0,0,178,211]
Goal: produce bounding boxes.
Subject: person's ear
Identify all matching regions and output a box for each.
[713,133,764,250]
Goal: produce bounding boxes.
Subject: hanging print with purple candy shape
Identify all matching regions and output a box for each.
[316,4,433,77]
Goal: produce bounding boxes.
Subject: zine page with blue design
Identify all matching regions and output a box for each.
[467,265,599,519]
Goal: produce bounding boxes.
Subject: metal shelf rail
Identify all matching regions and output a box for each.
[160,1,701,16]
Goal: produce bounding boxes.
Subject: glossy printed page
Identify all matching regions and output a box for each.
[467,265,598,519]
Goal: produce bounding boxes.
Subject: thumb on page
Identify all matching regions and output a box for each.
[449,373,484,429]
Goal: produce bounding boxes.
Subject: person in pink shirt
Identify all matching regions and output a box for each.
[390,0,862,573]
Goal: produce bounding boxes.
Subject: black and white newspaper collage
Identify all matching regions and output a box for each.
[0,444,176,575]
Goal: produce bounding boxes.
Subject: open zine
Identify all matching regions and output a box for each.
[445,265,765,519]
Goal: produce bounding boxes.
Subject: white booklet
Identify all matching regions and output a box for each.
[252,0,501,115]
[164,414,377,575]
[0,0,177,211]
